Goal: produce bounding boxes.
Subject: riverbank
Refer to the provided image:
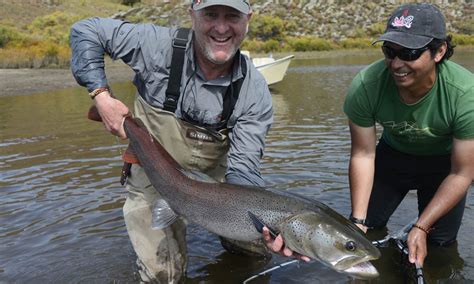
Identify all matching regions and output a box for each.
[0,61,134,97]
[2,47,473,98]
[2,50,371,97]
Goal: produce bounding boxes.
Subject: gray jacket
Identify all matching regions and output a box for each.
[70,17,273,186]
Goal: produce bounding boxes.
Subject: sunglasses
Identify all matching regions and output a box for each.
[381,45,430,61]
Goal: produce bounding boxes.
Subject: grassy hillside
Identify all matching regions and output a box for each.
[1,0,473,69]
[0,0,129,68]
[0,0,126,30]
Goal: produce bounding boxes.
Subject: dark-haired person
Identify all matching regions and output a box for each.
[343,3,474,267]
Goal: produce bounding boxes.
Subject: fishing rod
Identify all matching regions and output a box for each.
[371,218,425,284]
[242,259,300,284]
[394,238,425,284]
[242,218,424,284]
[371,218,416,247]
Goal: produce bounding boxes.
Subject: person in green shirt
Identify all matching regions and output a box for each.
[343,3,474,268]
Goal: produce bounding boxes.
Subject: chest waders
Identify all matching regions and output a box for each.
[123,28,266,283]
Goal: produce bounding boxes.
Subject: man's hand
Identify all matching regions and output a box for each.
[407,227,428,267]
[94,91,130,139]
[262,227,311,262]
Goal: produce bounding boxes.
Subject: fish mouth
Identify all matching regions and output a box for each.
[332,255,379,279]
[342,260,379,279]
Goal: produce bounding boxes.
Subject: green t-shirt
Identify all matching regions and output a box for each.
[344,59,474,155]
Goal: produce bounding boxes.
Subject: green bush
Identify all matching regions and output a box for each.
[28,11,82,45]
[0,42,70,68]
[349,22,385,38]
[242,38,264,52]
[452,33,474,46]
[339,38,374,49]
[249,14,285,42]
[0,25,23,48]
[0,26,13,48]
[366,22,386,37]
[288,36,333,51]
[262,39,280,53]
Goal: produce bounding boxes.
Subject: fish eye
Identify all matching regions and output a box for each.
[345,241,357,251]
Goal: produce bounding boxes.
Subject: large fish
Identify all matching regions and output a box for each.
[89,108,381,279]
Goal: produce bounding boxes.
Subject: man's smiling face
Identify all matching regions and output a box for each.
[191,5,251,65]
[383,42,445,93]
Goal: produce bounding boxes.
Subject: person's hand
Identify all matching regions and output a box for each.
[407,226,428,267]
[354,223,368,233]
[94,91,130,139]
[262,227,311,262]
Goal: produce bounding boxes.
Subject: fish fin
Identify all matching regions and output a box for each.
[247,211,278,238]
[151,199,179,230]
[178,169,218,183]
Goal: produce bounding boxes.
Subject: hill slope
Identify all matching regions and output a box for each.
[115,0,474,39]
[1,0,473,38]
[0,0,473,68]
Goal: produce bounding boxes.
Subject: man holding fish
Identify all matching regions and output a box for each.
[70,0,314,282]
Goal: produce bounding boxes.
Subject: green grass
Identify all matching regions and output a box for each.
[0,0,128,68]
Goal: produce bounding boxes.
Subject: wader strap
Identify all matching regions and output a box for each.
[221,56,247,125]
[180,55,247,131]
[163,28,191,112]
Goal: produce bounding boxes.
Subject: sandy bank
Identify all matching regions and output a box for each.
[0,63,134,97]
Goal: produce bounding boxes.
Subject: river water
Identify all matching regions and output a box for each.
[1,50,473,283]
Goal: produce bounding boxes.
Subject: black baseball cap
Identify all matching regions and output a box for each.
[192,0,251,14]
[373,3,446,49]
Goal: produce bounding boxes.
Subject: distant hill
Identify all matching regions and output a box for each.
[1,0,472,68]
[0,0,126,31]
[116,0,474,39]
[2,0,473,38]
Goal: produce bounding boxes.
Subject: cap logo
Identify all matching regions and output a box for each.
[194,0,201,6]
[391,9,414,29]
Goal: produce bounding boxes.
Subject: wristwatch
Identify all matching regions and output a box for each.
[89,87,110,100]
[349,213,367,226]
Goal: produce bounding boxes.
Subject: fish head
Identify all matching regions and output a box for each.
[279,212,381,279]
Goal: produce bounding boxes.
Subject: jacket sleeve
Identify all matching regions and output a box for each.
[70,17,167,92]
[226,76,273,187]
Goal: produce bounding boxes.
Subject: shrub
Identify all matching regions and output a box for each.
[287,36,333,51]
[262,39,280,53]
[452,33,474,46]
[249,14,286,42]
[366,22,386,37]
[242,38,264,52]
[28,11,82,45]
[0,42,70,68]
[0,25,24,48]
[339,38,374,49]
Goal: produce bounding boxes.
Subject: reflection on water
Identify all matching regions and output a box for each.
[1,50,473,283]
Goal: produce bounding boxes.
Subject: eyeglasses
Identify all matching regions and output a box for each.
[381,45,430,61]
